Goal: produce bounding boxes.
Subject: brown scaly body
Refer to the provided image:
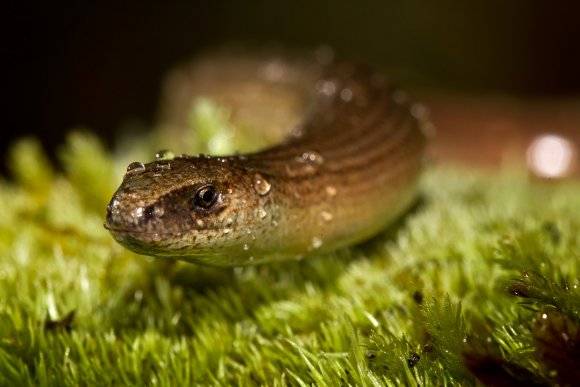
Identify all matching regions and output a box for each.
[105,51,428,266]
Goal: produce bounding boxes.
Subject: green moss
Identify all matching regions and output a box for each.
[1,107,579,385]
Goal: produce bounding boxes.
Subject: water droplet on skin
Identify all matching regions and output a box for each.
[155,150,175,161]
[411,103,428,120]
[153,206,165,217]
[131,207,144,220]
[152,233,161,242]
[253,173,272,196]
[243,244,249,251]
[325,186,337,197]
[154,161,171,171]
[320,211,333,222]
[316,79,337,96]
[245,229,256,240]
[340,88,353,102]
[286,150,325,176]
[311,237,323,249]
[297,151,324,165]
[108,199,121,216]
[257,208,267,219]
[126,162,146,175]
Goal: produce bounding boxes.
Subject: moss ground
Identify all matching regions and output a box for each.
[1,120,579,385]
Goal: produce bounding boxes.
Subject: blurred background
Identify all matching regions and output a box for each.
[3,1,580,172]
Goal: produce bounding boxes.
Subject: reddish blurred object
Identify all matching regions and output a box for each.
[423,94,580,179]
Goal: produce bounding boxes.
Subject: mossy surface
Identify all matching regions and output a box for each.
[1,118,579,385]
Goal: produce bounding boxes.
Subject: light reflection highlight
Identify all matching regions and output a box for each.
[526,134,576,179]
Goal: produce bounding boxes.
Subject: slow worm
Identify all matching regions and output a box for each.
[105,51,428,266]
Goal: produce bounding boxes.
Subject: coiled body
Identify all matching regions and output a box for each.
[105,52,427,266]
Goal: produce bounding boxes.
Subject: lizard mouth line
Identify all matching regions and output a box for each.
[103,223,226,236]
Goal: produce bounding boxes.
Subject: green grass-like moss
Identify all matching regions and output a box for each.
[1,110,579,385]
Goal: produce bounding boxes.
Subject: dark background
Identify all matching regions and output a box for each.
[3,1,580,166]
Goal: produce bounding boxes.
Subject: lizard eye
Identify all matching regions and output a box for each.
[192,184,219,210]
